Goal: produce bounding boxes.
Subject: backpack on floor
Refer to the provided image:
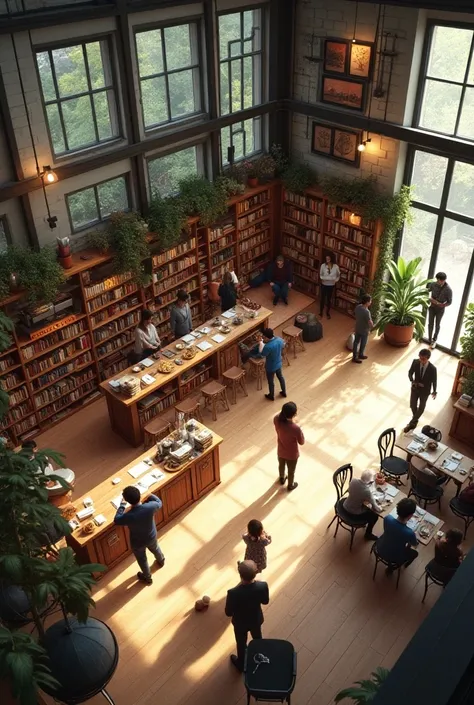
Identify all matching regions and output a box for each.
[421,425,442,442]
[346,333,355,351]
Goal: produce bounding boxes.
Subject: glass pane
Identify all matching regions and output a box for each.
[62,95,96,150]
[86,42,106,90]
[447,161,474,219]
[244,10,260,50]
[164,25,192,70]
[244,117,257,154]
[36,52,56,102]
[427,26,472,83]
[68,187,98,230]
[220,126,231,165]
[97,177,128,218]
[168,70,195,119]
[220,62,230,115]
[457,87,474,141]
[231,59,242,112]
[52,45,88,97]
[457,275,474,353]
[419,79,462,135]
[46,104,65,154]
[400,208,437,280]
[136,30,163,76]
[434,218,474,349]
[141,76,168,128]
[232,127,244,160]
[93,91,113,141]
[219,13,241,59]
[148,146,198,197]
[411,151,448,208]
[243,56,253,109]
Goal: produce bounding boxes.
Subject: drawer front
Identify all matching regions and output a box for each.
[95,525,130,568]
[162,470,193,520]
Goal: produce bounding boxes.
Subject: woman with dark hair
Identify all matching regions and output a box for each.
[134,309,161,359]
[218,271,238,312]
[273,402,305,492]
[426,528,464,584]
[319,253,340,319]
[170,289,193,339]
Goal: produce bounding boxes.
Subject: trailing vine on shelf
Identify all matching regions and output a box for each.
[106,211,150,285]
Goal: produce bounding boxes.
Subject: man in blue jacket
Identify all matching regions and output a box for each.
[114,485,165,585]
[258,328,287,401]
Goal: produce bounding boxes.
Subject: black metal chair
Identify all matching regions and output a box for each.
[422,560,457,603]
[244,639,296,704]
[326,464,369,551]
[370,542,403,589]
[378,428,409,485]
[408,471,443,511]
[449,497,474,539]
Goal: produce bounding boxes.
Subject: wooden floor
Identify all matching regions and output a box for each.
[37,291,472,705]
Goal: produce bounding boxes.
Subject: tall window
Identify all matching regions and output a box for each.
[400,148,474,353]
[36,39,119,156]
[218,8,264,163]
[417,24,474,141]
[148,146,199,197]
[136,23,202,131]
[0,217,10,253]
[66,175,129,232]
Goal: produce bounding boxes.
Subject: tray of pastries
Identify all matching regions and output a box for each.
[240,297,261,311]
[182,346,198,360]
[156,359,175,374]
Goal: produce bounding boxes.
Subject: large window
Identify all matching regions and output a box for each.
[0,217,10,253]
[136,23,202,131]
[218,8,264,163]
[417,24,474,141]
[66,175,129,232]
[36,39,120,156]
[400,148,474,353]
[147,146,199,197]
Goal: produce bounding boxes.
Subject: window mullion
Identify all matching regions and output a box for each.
[48,49,69,153]
[161,28,172,122]
[83,43,100,144]
[94,185,102,220]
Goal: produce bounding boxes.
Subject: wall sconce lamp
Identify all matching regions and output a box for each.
[42,166,58,184]
[358,134,372,152]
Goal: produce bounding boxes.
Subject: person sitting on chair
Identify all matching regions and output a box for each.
[426,528,464,585]
[268,255,292,306]
[375,497,419,574]
[458,480,474,505]
[134,309,160,360]
[343,469,382,541]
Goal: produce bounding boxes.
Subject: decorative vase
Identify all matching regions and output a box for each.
[383,322,415,347]
[58,245,71,258]
[59,255,73,270]
[247,176,258,188]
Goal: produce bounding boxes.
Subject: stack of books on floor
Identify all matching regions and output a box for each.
[458,393,473,408]
[194,428,213,451]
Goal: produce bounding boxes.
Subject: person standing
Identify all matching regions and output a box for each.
[352,294,373,363]
[268,255,293,306]
[404,348,437,432]
[426,272,452,349]
[258,328,286,401]
[218,271,238,312]
[319,254,340,319]
[375,498,419,574]
[241,520,272,573]
[343,469,382,541]
[170,289,193,339]
[273,401,304,491]
[114,486,165,585]
[134,309,161,360]
[225,560,269,672]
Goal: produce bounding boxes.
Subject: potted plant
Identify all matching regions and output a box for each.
[87,228,111,255]
[282,162,316,194]
[334,667,390,703]
[460,303,474,362]
[107,211,150,285]
[374,256,430,347]
[461,369,474,396]
[148,195,188,252]
[12,247,65,305]
[178,175,229,226]
[241,160,259,188]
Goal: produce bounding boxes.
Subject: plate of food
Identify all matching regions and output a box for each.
[219,325,231,334]
[176,343,185,351]
[157,360,175,374]
[182,346,198,360]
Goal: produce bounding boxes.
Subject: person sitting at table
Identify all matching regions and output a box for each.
[170,289,193,339]
[21,440,75,498]
[343,469,383,541]
[458,480,474,505]
[426,528,464,585]
[375,497,419,574]
[134,309,160,360]
[218,271,238,312]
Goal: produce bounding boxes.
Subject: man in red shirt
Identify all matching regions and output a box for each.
[273,401,305,491]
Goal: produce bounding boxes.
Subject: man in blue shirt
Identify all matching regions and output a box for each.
[375,498,419,575]
[114,486,165,585]
[258,328,287,401]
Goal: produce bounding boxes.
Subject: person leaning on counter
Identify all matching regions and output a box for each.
[170,289,193,339]
[135,310,161,360]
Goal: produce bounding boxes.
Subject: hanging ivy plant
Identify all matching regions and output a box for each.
[148,195,188,253]
[9,246,65,305]
[178,175,229,227]
[107,211,150,285]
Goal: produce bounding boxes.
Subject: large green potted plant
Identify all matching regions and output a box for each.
[148,195,188,253]
[375,256,430,347]
[334,667,390,703]
[178,175,229,226]
[107,211,150,285]
[1,247,65,305]
[460,302,474,362]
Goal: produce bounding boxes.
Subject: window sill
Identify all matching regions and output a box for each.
[51,137,129,167]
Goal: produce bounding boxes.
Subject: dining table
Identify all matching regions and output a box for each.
[371,482,443,545]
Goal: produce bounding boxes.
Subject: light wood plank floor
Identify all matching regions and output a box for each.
[36,293,472,705]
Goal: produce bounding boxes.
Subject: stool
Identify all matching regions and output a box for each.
[201,380,230,421]
[222,366,248,405]
[249,357,265,390]
[282,325,305,359]
[174,397,203,425]
[294,312,323,342]
[143,417,172,451]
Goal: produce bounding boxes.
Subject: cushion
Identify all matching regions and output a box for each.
[382,456,409,476]
[335,499,368,527]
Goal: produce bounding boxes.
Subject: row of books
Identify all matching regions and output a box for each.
[1,400,32,426]
[90,297,140,328]
[212,260,236,281]
[327,205,375,231]
[338,281,362,299]
[338,255,367,275]
[239,220,270,243]
[324,236,370,262]
[293,263,318,282]
[153,239,196,266]
[282,246,318,269]
[238,206,269,228]
[139,390,178,425]
[240,243,270,265]
[284,191,322,213]
[93,311,141,344]
[25,336,91,378]
[335,295,357,312]
[284,205,320,228]
[9,385,28,407]
[2,410,37,435]
[34,368,96,409]
[282,234,318,257]
[155,255,196,278]
[158,279,199,306]
[211,247,234,267]
[32,352,94,391]
[0,354,17,373]
[84,272,132,299]
[237,191,270,215]
[37,380,97,421]
[210,236,234,253]
[209,222,234,241]
[99,355,130,381]
[240,231,269,253]
[22,319,88,360]
[293,273,318,296]
[180,369,211,397]
[87,282,138,314]
[340,269,365,287]
[282,220,319,244]
[1,370,23,390]
[241,254,269,278]
[326,220,373,247]
[154,267,197,295]
[96,330,134,360]
[46,390,101,427]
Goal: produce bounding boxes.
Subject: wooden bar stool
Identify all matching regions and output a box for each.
[143,418,172,451]
[201,380,230,421]
[248,357,265,390]
[174,397,203,425]
[222,366,248,405]
[283,325,306,359]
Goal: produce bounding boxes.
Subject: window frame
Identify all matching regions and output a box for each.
[134,17,206,134]
[34,33,122,159]
[66,173,131,234]
[0,215,12,252]
[414,19,474,141]
[146,141,206,199]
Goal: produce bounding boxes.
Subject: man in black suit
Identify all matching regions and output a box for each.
[225,559,269,672]
[404,349,437,433]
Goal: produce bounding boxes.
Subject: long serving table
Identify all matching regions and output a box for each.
[100,305,271,446]
[375,483,443,545]
[66,423,223,574]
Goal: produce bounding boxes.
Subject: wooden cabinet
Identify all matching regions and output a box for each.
[95,525,130,569]
[193,449,220,498]
[449,402,474,449]
[162,469,193,520]
[218,343,239,375]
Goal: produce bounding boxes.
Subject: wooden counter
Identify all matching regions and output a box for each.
[100,305,271,446]
[66,425,223,574]
[449,400,474,450]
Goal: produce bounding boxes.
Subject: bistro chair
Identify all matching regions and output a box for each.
[244,639,296,704]
[408,462,444,511]
[421,560,457,603]
[370,542,403,590]
[378,428,409,485]
[449,497,474,539]
[326,463,368,551]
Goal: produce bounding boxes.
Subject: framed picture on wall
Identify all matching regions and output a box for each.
[323,39,349,74]
[311,122,361,167]
[349,42,373,79]
[321,76,366,111]
[312,123,332,155]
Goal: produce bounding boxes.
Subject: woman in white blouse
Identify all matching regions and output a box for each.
[319,254,340,319]
[134,310,161,359]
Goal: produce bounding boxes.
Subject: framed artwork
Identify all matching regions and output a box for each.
[349,42,373,79]
[323,39,348,74]
[321,76,366,111]
[312,122,361,167]
[312,123,332,155]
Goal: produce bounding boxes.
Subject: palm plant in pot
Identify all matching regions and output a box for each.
[374,256,430,347]
[334,667,390,703]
